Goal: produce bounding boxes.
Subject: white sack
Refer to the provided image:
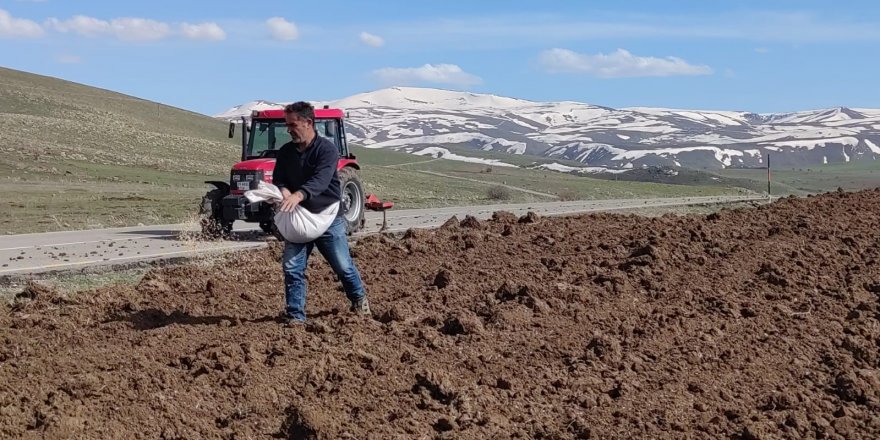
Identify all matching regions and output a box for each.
[245,181,338,243]
[244,181,284,204]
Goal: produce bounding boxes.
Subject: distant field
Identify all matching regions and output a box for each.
[399,153,742,199]
[0,160,221,233]
[715,161,879,195]
[1,144,747,234]
[352,146,431,166]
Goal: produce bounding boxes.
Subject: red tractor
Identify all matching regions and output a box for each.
[200,107,370,237]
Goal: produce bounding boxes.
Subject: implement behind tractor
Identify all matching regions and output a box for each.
[200,107,391,238]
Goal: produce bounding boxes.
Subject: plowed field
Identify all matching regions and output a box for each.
[2,189,879,439]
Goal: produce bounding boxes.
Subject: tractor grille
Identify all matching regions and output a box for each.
[230,170,264,193]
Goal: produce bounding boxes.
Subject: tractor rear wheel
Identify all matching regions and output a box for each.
[200,188,232,239]
[339,167,365,235]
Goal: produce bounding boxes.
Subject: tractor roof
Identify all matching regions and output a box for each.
[252,108,344,120]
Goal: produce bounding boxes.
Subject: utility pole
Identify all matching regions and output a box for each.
[767,153,771,200]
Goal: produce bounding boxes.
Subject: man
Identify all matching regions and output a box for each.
[272,101,370,325]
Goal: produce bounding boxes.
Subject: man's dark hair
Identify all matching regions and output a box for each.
[283,101,315,122]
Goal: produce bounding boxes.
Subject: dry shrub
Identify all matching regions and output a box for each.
[487,185,512,200]
[558,190,580,201]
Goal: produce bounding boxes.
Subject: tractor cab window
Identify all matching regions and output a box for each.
[248,119,340,159]
[316,119,339,148]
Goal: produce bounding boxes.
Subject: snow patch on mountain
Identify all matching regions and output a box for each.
[536,162,628,174]
[217,87,880,170]
[363,133,501,149]
[411,147,517,167]
[768,136,859,149]
[610,146,754,167]
[215,100,287,120]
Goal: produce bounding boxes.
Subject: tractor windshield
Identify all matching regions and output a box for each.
[248,119,340,158]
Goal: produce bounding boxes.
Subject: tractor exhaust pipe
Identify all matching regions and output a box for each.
[240,116,249,162]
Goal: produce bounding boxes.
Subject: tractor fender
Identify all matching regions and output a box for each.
[205,181,230,193]
[338,159,360,171]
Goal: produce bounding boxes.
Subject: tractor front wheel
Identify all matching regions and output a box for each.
[260,220,284,241]
[199,188,232,239]
[339,167,365,235]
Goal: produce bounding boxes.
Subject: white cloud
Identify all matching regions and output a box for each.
[56,54,81,64]
[373,63,482,86]
[755,47,770,54]
[180,22,226,41]
[0,8,44,38]
[266,17,298,41]
[46,15,170,41]
[359,31,384,47]
[45,15,110,36]
[539,48,712,78]
[46,15,229,42]
[109,18,170,41]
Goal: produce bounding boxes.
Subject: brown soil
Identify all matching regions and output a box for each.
[2,189,880,439]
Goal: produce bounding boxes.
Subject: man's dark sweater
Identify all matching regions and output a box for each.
[272,134,342,215]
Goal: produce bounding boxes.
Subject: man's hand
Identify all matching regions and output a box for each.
[280,189,304,212]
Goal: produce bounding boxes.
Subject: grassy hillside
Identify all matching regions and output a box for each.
[0,67,238,232]
[0,66,239,174]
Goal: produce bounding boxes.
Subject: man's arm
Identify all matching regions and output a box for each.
[297,141,338,201]
[273,146,303,211]
[272,146,289,191]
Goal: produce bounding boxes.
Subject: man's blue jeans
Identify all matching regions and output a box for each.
[281,216,365,321]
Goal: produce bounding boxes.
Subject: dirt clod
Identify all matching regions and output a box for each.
[491,211,518,224]
[518,211,540,224]
[432,269,453,289]
[459,215,482,229]
[440,216,459,230]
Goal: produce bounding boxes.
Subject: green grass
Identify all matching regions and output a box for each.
[352,146,435,166]
[0,164,216,233]
[359,165,544,209]
[715,161,879,195]
[402,154,744,199]
[354,146,540,206]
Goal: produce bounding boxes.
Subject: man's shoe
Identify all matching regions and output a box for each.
[282,316,306,328]
[350,297,371,316]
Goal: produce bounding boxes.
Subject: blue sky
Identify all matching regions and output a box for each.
[1,0,878,115]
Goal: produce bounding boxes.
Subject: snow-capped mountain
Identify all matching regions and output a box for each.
[214,100,290,120]
[215,87,880,170]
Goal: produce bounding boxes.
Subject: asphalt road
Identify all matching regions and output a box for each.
[0,195,764,276]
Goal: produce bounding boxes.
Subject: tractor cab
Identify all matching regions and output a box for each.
[238,108,351,161]
[200,107,372,238]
